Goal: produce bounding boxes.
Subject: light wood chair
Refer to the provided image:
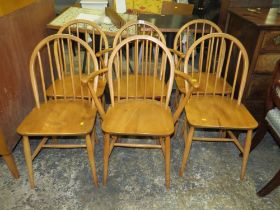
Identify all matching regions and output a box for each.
[178,33,258,181]
[96,20,166,98]
[172,19,229,98]
[83,35,187,189]
[17,34,100,188]
[46,19,109,99]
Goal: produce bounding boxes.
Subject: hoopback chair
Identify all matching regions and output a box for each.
[250,60,280,196]
[172,19,230,100]
[46,19,109,99]
[178,33,258,181]
[84,35,181,189]
[17,34,100,188]
[96,20,166,98]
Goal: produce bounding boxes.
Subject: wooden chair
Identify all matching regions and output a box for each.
[83,35,186,189]
[178,33,258,181]
[17,34,100,188]
[46,19,109,99]
[96,20,166,98]
[250,60,280,197]
[172,19,227,98]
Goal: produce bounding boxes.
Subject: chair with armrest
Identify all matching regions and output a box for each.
[179,33,258,181]
[46,19,109,100]
[83,35,196,189]
[17,34,101,188]
[250,59,280,197]
[96,20,166,98]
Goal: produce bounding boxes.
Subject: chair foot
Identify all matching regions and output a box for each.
[179,126,194,177]
[85,134,98,187]
[165,137,170,189]
[240,130,253,180]
[23,136,35,189]
[103,133,110,186]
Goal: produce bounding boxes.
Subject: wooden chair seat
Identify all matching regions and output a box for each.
[17,100,96,136]
[113,75,167,98]
[46,75,106,98]
[102,100,174,136]
[186,95,258,129]
[175,73,232,95]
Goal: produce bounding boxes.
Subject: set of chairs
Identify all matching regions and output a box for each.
[17,18,258,189]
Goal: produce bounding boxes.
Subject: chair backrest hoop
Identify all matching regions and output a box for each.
[183,32,249,104]
[113,20,166,47]
[108,35,174,108]
[29,34,99,108]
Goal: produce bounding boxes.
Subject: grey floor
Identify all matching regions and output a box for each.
[0,117,279,210]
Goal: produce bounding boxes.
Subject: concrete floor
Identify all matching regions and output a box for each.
[0,117,279,210]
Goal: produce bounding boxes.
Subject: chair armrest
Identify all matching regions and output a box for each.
[96,48,113,57]
[169,48,185,59]
[82,68,109,119]
[175,70,199,88]
[172,70,199,124]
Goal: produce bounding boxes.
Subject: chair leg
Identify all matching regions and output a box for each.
[23,136,35,188]
[241,129,253,180]
[85,134,98,187]
[179,126,194,177]
[2,153,20,179]
[103,133,110,186]
[250,121,267,152]
[165,136,170,189]
[257,169,280,197]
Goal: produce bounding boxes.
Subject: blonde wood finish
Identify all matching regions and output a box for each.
[179,33,258,180]
[17,34,100,188]
[84,35,175,189]
[46,19,108,99]
[97,20,166,99]
[173,19,225,96]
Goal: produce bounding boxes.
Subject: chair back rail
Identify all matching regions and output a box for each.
[29,34,99,108]
[183,33,249,104]
[58,19,109,69]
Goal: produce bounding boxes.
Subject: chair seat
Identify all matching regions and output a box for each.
[17,100,96,136]
[46,75,106,98]
[185,95,258,129]
[175,72,232,94]
[113,75,167,98]
[102,100,174,136]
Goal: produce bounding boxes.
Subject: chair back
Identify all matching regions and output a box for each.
[108,35,174,108]
[29,34,100,108]
[113,20,166,47]
[58,19,109,67]
[184,33,249,104]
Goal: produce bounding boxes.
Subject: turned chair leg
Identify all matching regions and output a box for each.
[103,133,110,186]
[23,136,35,188]
[179,126,194,177]
[165,136,171,189]
[2,153,20,179]
[257,169,280,197]
[85,134,98,187]
[241,129,253,180]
